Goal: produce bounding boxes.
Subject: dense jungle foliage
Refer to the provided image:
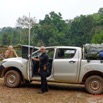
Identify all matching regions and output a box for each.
[0,8,103,47]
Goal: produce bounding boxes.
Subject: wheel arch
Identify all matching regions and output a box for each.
[2,67,25,82]
[82,71,103,83]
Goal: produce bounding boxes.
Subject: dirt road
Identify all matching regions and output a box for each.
[0,79,103,103]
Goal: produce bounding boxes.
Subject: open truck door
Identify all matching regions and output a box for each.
[21,45,39,81]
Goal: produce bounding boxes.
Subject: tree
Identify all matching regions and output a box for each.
[1,8,103,47]
[91,30,103,43]
[68,15,95,46]
[98,8,103,15]
[16,15,37,45]
[16,15,36,28]
[0,27,15,45]
[32,11,69,46]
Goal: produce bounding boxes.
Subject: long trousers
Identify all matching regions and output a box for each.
[40,70,48,92]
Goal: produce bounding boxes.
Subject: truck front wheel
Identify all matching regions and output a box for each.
[85,75,103,94]
[4,70,21,88]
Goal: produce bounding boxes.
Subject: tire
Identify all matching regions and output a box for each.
[4,70,21,88]
[85,75,103,94]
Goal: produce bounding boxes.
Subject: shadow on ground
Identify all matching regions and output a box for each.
[20,82,86,93]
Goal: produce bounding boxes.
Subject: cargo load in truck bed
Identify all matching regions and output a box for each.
[83,43,103,60]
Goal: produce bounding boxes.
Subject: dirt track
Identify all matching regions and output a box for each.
[0,78,103,103]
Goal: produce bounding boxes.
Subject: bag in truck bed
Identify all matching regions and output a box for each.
[83,43,103,59]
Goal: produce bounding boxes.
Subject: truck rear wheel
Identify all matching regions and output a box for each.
[85,75,103,94]
[4,70,21,88]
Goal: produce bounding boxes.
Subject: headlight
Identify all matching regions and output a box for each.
[0,61,6,65]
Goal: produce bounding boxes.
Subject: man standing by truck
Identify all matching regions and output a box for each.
[32,46,49,94]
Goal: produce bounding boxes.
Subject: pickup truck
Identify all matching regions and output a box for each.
[0,46,103,94]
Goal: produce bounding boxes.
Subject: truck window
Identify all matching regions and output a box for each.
[32,51,41,58]
[55,48,76,59]
[46,49,54,58]
[32,48,54,58]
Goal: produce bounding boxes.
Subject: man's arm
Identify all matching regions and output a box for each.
[0,54,5,59]
[32,57,40,62]
[13,50,18,57]
[5,50,9,58]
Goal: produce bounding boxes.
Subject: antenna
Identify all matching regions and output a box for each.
[28,12,31,56]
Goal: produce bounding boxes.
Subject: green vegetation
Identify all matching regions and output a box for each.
[0,8,103,47]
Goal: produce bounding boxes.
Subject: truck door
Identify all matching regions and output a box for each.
[53,48,80,83]
[28,50,41,80]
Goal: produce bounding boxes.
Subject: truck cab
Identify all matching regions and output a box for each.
[30,46,82,83]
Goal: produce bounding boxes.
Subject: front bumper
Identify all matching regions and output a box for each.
[0,65,5,77]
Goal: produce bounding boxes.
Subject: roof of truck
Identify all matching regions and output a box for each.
[22,45,81,50]
[46,46,81,49]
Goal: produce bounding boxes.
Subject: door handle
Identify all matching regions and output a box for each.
[69,61,76,63]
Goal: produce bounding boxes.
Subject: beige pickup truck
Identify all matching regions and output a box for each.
[0,46,103,94]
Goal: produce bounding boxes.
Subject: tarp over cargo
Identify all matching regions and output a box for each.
[83,43,103,59]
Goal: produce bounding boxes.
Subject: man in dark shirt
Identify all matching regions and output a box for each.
[32,46,49,94]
